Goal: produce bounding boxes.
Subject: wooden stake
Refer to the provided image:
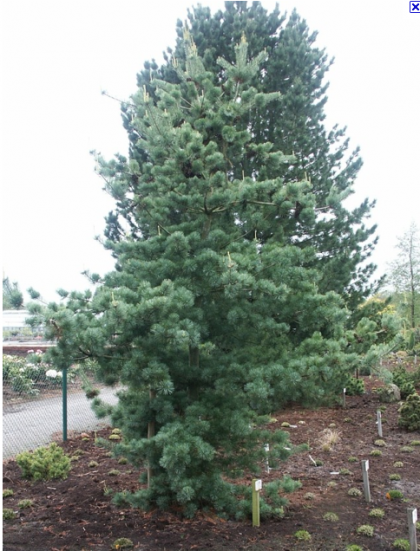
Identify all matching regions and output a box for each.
[377,410,383,438]
[252,479,262,527]
[407,507,418,551]
[361,460,371,502]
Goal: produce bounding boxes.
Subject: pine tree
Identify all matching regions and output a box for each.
[124,2,379,312]
[3,277,24,310]
[42,35,361,517]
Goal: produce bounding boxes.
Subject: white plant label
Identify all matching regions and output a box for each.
[255,480,262,492]
[413,508,418,523]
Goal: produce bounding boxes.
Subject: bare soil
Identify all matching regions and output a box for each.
[3,375,420,551]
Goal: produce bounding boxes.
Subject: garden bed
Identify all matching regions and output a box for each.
[3,376,420,551]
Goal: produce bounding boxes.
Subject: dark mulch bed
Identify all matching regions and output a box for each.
[3,374,420,551]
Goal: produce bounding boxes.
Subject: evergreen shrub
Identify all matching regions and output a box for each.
[345,376,365,396]
[398,393,420,431]
[16,443,71,481]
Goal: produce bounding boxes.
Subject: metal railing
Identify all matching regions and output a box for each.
[2,351,119,459]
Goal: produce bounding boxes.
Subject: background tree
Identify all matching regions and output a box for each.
[115,1,379,313]
[387,223,420,337]
[3,277,24,310]
[38,34,375,518]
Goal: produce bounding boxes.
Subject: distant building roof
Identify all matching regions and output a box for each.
[3,310,31,328]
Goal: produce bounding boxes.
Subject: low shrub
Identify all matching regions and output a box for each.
[356,524,374,537]
[111,538,134,550]
[370,449,382,457]
[393,539,410,551]
[294,530,311,541]
[318,428,341,452]
[16,443,71,481]
[3,508,15,520]
[369,508,385,518]
[18,499,33,509]
[345,376,365,396]
[323,512,339,521]
[398,393,420,431]
[392,366,416,399]
[386,490,404,500]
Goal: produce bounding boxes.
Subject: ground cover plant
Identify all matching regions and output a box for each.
[3,374,420,551]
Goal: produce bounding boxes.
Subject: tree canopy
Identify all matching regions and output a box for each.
[116,1,380,311]
[31,3,400,518]
[3,277,24,310]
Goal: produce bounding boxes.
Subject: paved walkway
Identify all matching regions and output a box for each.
[3,387,120,459]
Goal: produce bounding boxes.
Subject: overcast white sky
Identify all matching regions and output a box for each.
[1,0,419,304]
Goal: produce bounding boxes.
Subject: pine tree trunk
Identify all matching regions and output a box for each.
[147,388,156,489]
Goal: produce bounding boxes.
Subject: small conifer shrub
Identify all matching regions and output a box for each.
[111,538,134,549]
[356,524,374,537]
[18,499,33,509]
[386,490,404,500]
[348,487,362,497]
[370,449,382,457]
[294,530,311,541]
[346,546,363,551]
[392,539,410,551]
[3,489,14,498]
[369,508,385,518]
[345,376,365,396]
[323,512,339,521]
[398,393,420,431]
[3,508,15,520]
[389,473,401,481]
[16,443,71,481]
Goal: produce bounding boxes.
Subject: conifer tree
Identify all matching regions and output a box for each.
[41,34,365,517]
[3,277,24,310]
[122,2,379,312]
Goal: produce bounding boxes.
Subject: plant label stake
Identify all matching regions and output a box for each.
[361,460,371,502]
[252,479,262,527]
[376,410,383,438]
[264,444,270,473]
[407,507,418,551]
[343,388,346,408]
